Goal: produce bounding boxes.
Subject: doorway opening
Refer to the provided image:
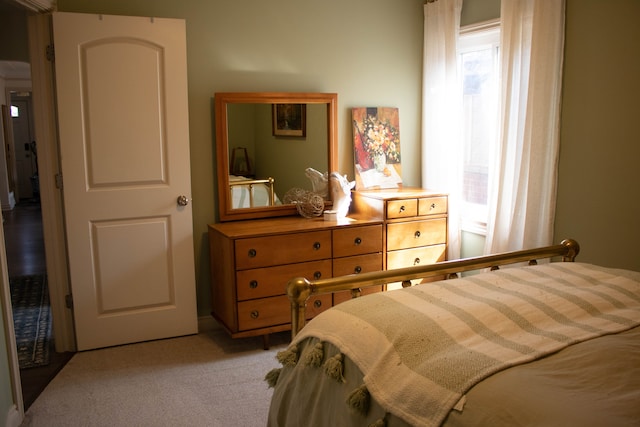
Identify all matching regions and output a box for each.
[2,89,73,410]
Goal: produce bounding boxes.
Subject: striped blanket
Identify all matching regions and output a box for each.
[292,263,640,427]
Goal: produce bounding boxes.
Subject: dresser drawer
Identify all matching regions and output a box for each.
[332,224,383,258]
[235,230,332,270]
[237,294,332,331]
[332,253,382,276]
[386,198,418,219]
[386,218,447,251]
[236,259,332,301]
[333,285,383,305]
[418,196,448,216]
[386,244,447,269]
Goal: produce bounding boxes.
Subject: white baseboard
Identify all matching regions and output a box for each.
[5,404,23,427]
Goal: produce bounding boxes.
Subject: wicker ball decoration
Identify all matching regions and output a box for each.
[283,188,325,218]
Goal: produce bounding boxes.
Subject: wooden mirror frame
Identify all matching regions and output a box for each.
[215,92,338,221]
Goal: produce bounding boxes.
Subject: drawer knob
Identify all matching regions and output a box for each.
[314,271,322,280]
[414,257,421,265]
[248,248,257,258]
[313,242,321,250]
[250,310,259,319]
[354,237,362,245]
[414,231,421,238]
[249,280,258,289]
[314,299,322,308]
[399,205,405,212]
[431,203,436,210]
[354,266,362,274]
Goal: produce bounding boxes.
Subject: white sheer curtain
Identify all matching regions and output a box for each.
[422,0,463,260]
[484,0,566,254]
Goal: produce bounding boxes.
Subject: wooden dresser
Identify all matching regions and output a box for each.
[208,216,383,346]
[352,188,448,288]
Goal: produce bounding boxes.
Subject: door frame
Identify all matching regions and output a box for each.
[26,13,76,353]
[0,7,74,424]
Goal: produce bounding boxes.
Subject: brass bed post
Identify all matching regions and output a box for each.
[287,277,313,341]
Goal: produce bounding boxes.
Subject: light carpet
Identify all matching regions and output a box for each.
[22,328,290,427]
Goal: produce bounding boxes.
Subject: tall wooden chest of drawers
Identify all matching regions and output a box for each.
[208,216,383,344]
[352,188,448,288]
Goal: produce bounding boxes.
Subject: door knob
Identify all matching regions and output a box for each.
[177,195,190,206]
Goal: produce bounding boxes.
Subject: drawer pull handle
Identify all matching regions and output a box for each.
[249,280,258,289]
[431,203,436,210]
[354,266,362,274]
[248,248,257,258]
[313,242,321,250]
[399,205,405,212]
[314,300,322,308]
[414,257,421,265]
[414,231,421,238]
[314,271,322,280]
[250,310,259,319]
[354,237,362,245]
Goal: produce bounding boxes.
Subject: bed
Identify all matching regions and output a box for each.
[266,239,640,426]
[229,175,280,208]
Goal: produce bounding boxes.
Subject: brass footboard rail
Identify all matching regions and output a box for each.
[287,238,580,339]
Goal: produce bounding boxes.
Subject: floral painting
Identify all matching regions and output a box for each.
[352,107,402,189]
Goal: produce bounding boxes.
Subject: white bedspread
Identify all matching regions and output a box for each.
[291,263,640,427]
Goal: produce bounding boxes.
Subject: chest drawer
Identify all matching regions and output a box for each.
[332,253,382,277]
[418,196,448,216]
[236,259,332,301]
[386,218,447,251]
[332,224,383,258]
[237,294,332,331]
[386,198,418,219]
[386,244,447,270]
[235,230,331,270]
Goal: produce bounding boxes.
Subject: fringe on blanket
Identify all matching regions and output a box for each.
[265,340,389,427]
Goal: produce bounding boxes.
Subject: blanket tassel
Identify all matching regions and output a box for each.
[369,416,387,427]
[324,353,346,383]
[305,342,325,367]
[276,344,299,367]
[264,368,281,388]
[347,383,370,415]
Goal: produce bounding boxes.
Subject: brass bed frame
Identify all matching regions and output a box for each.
[229,176,276,208]
[287,238,580,338]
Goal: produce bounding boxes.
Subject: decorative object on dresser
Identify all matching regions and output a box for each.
[352,188,448,288]
[328,172,355,218]
[208,217,383,349]
[352,107,403,190]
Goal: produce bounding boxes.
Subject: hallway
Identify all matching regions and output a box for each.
[3,200,73,410]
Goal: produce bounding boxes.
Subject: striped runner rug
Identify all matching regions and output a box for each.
[9,274,52,369]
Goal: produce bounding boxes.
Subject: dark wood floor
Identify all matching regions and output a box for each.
[3,199,74,410]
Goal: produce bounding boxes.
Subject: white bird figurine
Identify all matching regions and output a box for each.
[305,167,329,198]
[329,172,355,218]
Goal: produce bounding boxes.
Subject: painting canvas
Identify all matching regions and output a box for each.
[352,107,402,189]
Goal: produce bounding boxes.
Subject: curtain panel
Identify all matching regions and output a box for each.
[484,0,566,254]
[421,0,463,260]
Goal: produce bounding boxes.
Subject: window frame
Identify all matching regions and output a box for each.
[457,20,500,236]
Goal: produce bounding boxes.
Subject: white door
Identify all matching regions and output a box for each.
[53,12,197,351]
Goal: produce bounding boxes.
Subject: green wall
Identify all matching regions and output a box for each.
[555,0,640,270]
[55,0,427,317]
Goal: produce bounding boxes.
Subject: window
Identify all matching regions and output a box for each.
[458,24,500,234]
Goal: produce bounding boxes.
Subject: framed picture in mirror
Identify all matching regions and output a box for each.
[272,103,306,137]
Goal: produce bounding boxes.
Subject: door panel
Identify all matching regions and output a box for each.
[53,12,197,350]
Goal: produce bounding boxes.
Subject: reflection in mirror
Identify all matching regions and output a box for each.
[215,93,338,222]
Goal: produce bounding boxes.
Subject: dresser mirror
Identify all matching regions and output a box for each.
[215,92,338,221]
